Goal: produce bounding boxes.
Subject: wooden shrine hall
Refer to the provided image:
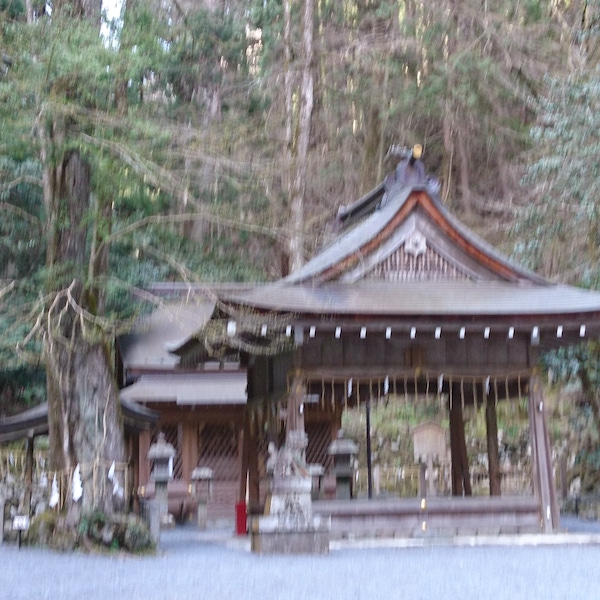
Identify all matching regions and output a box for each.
[211,148,600,537]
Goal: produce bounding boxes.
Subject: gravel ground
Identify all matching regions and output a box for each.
[1,516,599,600]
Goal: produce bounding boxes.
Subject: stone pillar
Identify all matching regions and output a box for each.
[147,432,176,542]
[286,372,306,446]
[328,430,358,500]
[191,467,213,530]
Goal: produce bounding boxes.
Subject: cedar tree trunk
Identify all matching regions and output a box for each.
[44,149,125,516]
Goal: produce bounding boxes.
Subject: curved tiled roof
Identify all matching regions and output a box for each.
[221,181,600,336]
[283,183,545,285]
[223,280,600,318]
[0,399,158,443]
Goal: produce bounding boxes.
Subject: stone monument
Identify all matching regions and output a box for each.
[250,375,330,554]
[147,432,176,543]
[190,466,213,529]
[328,430,358,500]
[413,421,446,497]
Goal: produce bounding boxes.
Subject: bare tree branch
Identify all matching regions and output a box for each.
[0,201,43,227]
[0,175,44,193]
[93,211,287,264]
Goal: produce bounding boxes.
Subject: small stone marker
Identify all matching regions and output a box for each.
[413,421,446,497]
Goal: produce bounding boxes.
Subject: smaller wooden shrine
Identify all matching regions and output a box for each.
[117,295,251,522]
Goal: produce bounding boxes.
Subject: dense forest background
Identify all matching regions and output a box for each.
[1,0,599,500]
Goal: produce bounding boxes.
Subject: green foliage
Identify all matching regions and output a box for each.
[524,0,543,24]
[0,366,45,415]
[0,158,44,277]
[516,71,600,283]
[162,7,247,115]
[342,394,531,490]
[78,510,155,553]
[0,7,265,420]
[28,509,60,548]
[0,0,24,19]
[248,0,284,64]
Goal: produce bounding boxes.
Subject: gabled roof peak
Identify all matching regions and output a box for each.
[285,180,546,287]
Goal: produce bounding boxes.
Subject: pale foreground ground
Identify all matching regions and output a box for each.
[1,515,599,600]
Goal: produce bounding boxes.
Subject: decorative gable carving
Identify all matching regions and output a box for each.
[364,242,471,282]
[404,231,427,257]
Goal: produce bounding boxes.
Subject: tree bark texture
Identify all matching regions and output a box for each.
[288,0,314,274]
[44,147,125,515]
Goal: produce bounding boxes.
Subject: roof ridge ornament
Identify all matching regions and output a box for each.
[392,144,426,187]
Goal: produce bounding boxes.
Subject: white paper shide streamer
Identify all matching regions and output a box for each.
[72,464,83,502]
[107,460,124,499]
[49,474,59,508]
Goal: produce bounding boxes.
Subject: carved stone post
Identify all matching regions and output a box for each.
[249,371,330,553]
[286,371,306,445]
[147,432,175,542]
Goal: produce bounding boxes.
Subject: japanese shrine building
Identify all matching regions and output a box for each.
[212,155,600,535]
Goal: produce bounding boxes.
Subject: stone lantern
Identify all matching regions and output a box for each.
[190,467,213,530]
[328,430,358,500]
[147,432,176,538]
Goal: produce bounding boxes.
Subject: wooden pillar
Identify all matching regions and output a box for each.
[181,421,197,484]
[247,418,260,513]
[485,400,502,496]
[528,373,559,532]
[365,399,373,499]
[238,410,250,503]
[239,407,261,508]
[24,433,34,515]
[127,433,138,512]
[449,395,472,496]
[139,430,151,487]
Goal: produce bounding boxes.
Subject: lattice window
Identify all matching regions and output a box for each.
[257,424,332,473]
[151,425,183,479]
[198,423,240,481]
[306,422,333,471]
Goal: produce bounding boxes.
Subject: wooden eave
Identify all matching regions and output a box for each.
[0,399,158,443]
[217,178,600,357]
